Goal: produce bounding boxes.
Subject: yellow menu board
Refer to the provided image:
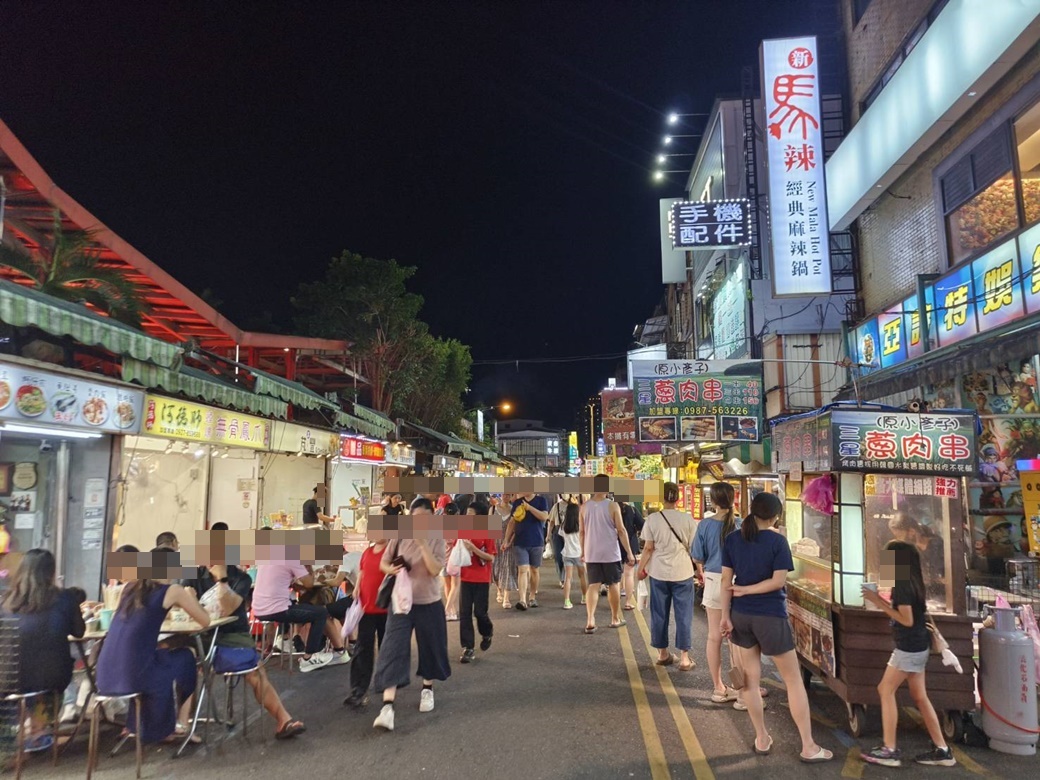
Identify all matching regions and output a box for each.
[142,395,270,449]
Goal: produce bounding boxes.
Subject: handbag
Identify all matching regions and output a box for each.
[446,541,471,576]
[339,597,364,641]
[375,541,400,611]
[925,614,947,654]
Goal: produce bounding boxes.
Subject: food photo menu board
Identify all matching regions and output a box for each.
[0,360,144,435]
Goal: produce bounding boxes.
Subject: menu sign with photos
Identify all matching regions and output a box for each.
[0,360,144,435]
[631,360,763,444]
[830,410,976,475]
[669,199,751,249]
[761,36,832,296]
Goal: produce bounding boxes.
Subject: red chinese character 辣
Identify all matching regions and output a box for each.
[938,434,971,461]
[784,143,816,171]
[864,430,898,460]
[677,379,698,402]
[653,379,675,405]
[769,73,819,140]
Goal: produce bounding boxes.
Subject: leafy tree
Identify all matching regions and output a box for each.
[395,333,472,433]
[293,251,428,415]
[0,213,148,326]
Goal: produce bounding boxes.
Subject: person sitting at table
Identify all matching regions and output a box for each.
[0,548,85,752]
[251,543,349,672]
[198,562,306,739]
[95,548,211,744]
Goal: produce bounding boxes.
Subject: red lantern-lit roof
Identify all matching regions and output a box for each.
[0,118,360,392]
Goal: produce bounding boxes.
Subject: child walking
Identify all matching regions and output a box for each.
[458,501,497,663]
[559,502,587,609]
[860,540,956,768]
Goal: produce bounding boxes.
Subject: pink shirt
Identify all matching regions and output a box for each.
[251,562,307,617]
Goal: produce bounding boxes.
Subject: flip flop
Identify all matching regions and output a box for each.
[23,734,54,754]
[655,654,677,666]
[275,719,307,740]
[609,620,627,628]
[583,626,597,634]
[623,605,636,611]
[754,735,773,755]
[799,747,833,763]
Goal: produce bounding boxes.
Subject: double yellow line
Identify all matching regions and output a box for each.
[617,608,716,780]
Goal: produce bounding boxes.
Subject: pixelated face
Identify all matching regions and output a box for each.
[878,549,912,588]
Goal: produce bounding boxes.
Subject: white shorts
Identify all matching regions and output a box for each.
[702,572,722,610]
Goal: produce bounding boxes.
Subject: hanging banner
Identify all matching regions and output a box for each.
[143,395,269,448]
[761,36,832,296]
[601,388,637,446]
[668,199,752,249]
[631,360,763,444]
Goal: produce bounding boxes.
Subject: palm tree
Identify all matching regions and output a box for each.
[0,212,147,326]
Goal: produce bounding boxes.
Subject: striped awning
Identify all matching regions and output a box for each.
[0,279,183,368]
[250,369,338,412]
[352,403,396,434]
[122,357,288,418]
[335,411,387,439]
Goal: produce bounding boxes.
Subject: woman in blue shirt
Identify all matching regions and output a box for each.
[720,492,832,763]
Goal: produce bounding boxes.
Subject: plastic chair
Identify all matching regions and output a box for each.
[86,692,143,780]
[221,663,265,743]
[3,690,60,780]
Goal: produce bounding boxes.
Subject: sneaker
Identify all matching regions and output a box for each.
[529,599,540,608]
[862,746,902,767]
[419,688,435,713]
[373,704,394,731]
[563,599,573,609]
[460,648,475,663]
[343,692,369,709]
[299,652,333,673]
[480,635,492,651]
[330,649,351,665]
[915,746,955,767]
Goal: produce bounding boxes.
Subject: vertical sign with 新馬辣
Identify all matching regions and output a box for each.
[761,36,832,297]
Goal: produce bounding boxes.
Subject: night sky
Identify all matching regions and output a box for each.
[0,0,840,429]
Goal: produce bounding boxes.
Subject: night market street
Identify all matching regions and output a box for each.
[20,586,1029,780]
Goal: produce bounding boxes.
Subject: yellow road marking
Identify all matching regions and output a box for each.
[901,708,997,778]
[633,608,716,780]
[842,747,866,778]
[617,618,672,780]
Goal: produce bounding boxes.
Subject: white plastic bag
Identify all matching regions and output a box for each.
[447,540,471,576]
[339,597,364,641]
[637,578,649,609]
[392,569,413,615]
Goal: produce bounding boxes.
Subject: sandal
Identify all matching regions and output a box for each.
[678,659,696,672]
[656,654,677,667]
[799,746,833,763]
[275,719,307,740]
[623,605,636,611]
[23,734,54,754]
[754,735,773,755]
[583,626,597,634]
[502,602,512,609]
[609,620,627,628]
[711,688,738,703]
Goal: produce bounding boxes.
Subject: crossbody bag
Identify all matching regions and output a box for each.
[658,510,695,565]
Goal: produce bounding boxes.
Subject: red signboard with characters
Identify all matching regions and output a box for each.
[340,436,386,463]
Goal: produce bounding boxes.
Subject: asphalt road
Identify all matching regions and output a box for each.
[15,582,1039,779]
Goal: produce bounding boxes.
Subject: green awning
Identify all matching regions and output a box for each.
[251,369,338,412]
[335,411,387,439]
[353,403,396,433]
[122,357,289,418]
[0,278,183,368]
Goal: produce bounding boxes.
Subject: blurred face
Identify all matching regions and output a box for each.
[878,549,910,588]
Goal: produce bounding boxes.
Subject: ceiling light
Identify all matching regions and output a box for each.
[2,423,102,440]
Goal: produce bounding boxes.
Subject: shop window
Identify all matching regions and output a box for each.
[942,127,1018,265]
[1015,101,1040,225]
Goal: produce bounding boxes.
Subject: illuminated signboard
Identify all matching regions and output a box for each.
[631,360,763,444]
[830,411,975,475]
[761,36,832,297]
[340,436,386,463]
[668,199,751,249]
[850,233,1036,373]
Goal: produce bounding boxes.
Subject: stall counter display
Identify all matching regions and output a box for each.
[771,407,977,739]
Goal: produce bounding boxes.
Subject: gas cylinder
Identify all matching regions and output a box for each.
[979,606,1038,755]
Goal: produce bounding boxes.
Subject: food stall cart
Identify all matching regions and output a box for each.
[771,404,978,739]
[693,458,779,520]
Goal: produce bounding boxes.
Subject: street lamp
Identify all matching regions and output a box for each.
[465,402,512,448]
[653,170,689,182]
[667,112,709,125]
[663,134,700,145]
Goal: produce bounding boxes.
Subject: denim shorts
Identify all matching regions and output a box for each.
[888,648,930,674]
[563,556,582,568]
[515,545,544,568]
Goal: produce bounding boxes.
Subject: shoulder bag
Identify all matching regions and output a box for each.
[374,541,400,611]
[659,510,695,565]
